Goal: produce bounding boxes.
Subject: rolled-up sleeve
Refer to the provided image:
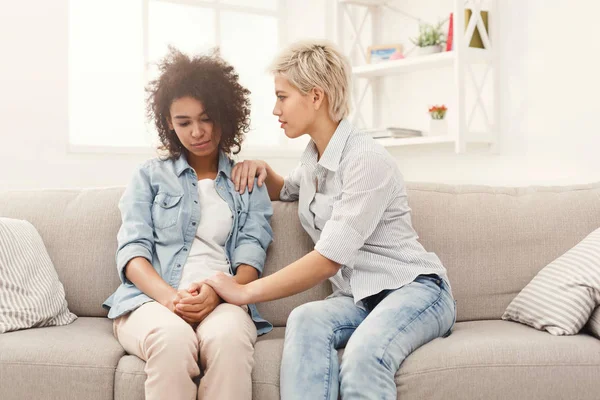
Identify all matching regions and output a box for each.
[279,163,302,202]
[315,151,397,266]
[115,165,155,285]
[232,181,274,276]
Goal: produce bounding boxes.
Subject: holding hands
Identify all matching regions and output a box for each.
[169,283,223,324]
[190,272,252,307]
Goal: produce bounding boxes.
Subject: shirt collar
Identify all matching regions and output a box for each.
[300,118,353,172]
[174,149,233,178]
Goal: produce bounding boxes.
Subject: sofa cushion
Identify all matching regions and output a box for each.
[114,328,289,400]
[406,181,600,322]
[252,327,286,400]
[0,188,124,318]
[0,317,124,400]
[257,202,332,327]
[114,355,146,400]
[396,320,600,399]
[501,227,600,335]
[0,218,77,333]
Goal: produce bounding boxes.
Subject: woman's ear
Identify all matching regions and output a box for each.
[311,86,325,111]
[167,118,174,130]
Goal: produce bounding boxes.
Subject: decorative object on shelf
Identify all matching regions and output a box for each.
[426,105,448,136]
[465,9,489,49]
[429,104,447,119]
[364,127,422,139]
[410,20,446,56]
[367,44,403,64]
[445,13,454,51]
[390,51,405,60]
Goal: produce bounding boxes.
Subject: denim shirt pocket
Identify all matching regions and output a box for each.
[152,192,183,229]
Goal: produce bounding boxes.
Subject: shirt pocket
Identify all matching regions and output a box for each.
[152,192,183,229]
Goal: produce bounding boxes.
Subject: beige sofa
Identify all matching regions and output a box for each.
[1,181,600,400]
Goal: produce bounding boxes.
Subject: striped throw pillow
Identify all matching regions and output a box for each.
[586,307,600,339]
[502,227,600,335]
[0,218,77,333]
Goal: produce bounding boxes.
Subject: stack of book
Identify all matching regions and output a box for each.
[364,127,422,139]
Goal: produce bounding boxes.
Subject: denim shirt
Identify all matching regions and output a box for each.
[102,150,274,335]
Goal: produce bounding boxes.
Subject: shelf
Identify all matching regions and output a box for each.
[338,0,387,5]
[376,135,456,147]
[339,0,498,153]
[375,133,496,149]
[352,49,492,78]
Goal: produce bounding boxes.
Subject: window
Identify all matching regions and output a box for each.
[69,0,283,151]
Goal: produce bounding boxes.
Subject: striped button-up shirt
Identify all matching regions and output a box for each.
[280,119,451,304]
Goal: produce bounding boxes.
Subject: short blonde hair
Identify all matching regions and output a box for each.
[270,40,352,122]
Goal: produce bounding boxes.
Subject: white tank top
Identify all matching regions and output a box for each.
[178,178,233,290]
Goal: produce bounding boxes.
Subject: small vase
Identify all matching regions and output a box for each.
[427,118,447,136]
[416,45,443,56]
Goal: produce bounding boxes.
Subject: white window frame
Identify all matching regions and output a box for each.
[68,0,302,158]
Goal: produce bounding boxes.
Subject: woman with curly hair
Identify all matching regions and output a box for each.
[102,47,274,400]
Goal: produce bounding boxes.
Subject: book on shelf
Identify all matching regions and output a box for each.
[367,44,403,64]
[446,13,454,51]
[364,127,422,139]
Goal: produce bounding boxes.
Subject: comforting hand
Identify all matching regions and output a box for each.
[231,160,268,194]
[175,283,222,323]
[191,272,252,306]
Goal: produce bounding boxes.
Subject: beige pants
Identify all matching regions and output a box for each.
[113,301,257,400]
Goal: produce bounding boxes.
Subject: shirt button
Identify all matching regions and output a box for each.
[192,183,196,187]
[176,264,181,268]
[163,202,167,206]
[192,222,196,226]
[194,200,198,204]
[183,248,188,252]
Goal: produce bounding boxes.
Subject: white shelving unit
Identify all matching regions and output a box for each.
[335,0,499,153]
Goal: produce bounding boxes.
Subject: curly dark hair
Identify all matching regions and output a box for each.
[146,47,251,158]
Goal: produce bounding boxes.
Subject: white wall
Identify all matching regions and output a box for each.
[0,1,150,190]
[1,0,599,190]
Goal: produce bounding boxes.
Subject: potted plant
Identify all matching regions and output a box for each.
[427,105,448,136]
[410,21,446,55]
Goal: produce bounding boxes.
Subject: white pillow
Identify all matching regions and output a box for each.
[0,218,77,333]
[502,227,600,335]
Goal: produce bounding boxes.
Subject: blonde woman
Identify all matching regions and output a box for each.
[184,40,456,399]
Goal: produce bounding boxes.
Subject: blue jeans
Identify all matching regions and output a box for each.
[280,275,456,400]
